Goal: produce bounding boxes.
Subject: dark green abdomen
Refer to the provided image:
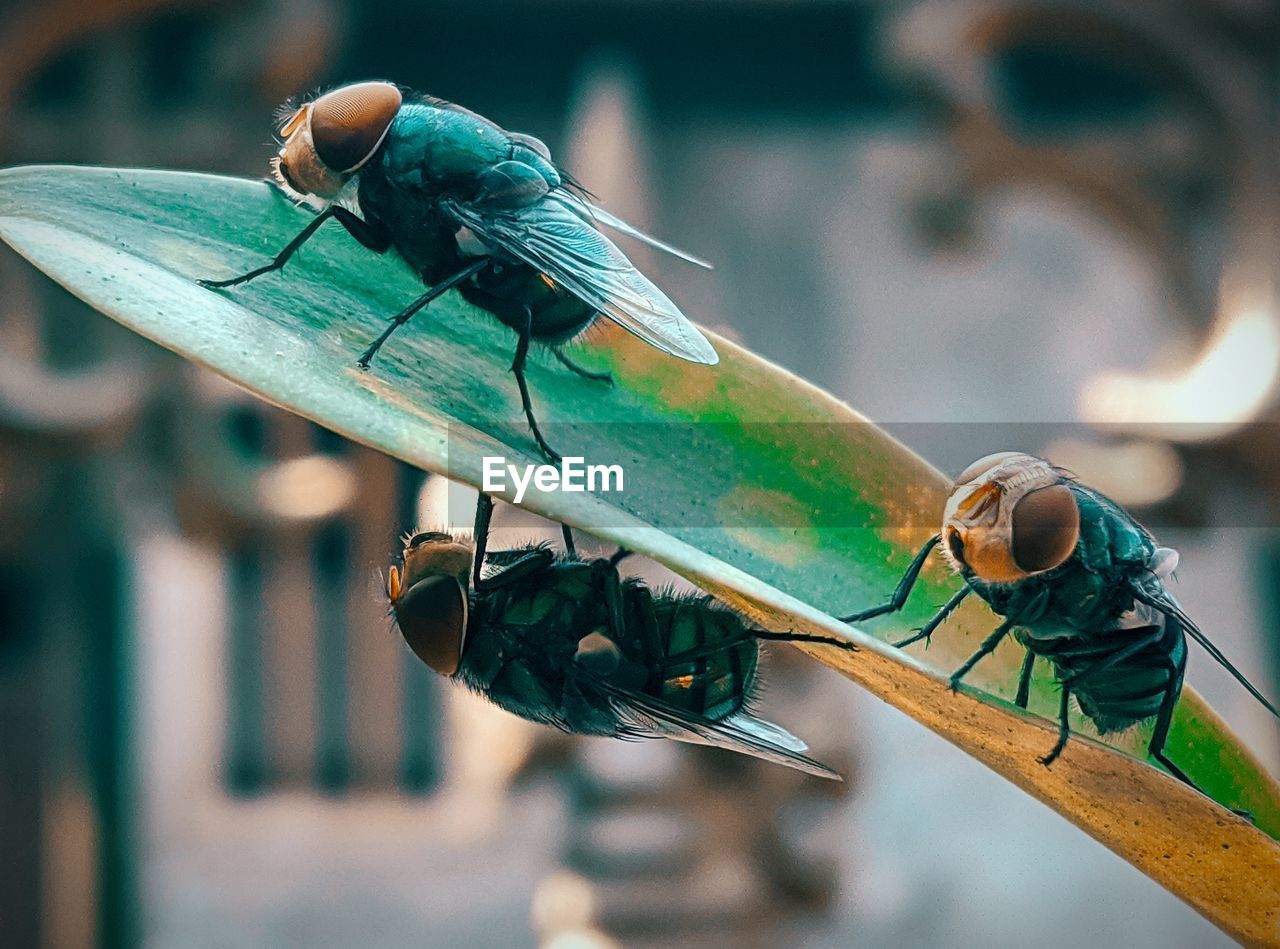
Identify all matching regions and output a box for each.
[1014,617,1186,734]
[648,595,758,721]
[460,268,598,344]
[457,561,759,734]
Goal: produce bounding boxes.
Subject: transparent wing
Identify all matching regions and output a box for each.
[724,712,810,753]
[1149,546,1179,580]
[586,676,840,779]
[1128,573,1280,718]
[1116,547,1180,630]
[560,193,713,270]
[442,193,719,365]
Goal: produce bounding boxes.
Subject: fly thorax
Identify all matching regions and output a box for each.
[942,452,1081,585]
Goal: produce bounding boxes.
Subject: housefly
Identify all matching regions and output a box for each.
[837,451,1279,794]
[199,81,717,460]
[386,494,854,778]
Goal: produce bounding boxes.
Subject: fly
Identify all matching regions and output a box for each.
[835,451,1279,798]
[198,81,717,461]
[386,494,854,778]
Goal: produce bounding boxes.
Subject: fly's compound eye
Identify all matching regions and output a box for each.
[309,81,403,173]
[1010,484,1080,574]
[391,574,468,676]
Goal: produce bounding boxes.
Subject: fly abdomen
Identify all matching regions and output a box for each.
[1074,668,1172,734]
[461,267,596,344]
[651,596,758,720]
[1019,623,1186,735]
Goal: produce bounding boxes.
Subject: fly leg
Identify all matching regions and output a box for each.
[561,523,578,560]
[1146,651,1246,813]
[755,631,856,652]
[199,206,390,289]
[1147,673,1252,818]
[600,561,627,640]
[1015,649,1036,709]
[572,556,631,678]
[471,493,495,590]
[510,306,562,462]
[948,619,1013,690]
[892,586,971,649]
[199,207,335,288]
[1149,671,1199,790]
[358,259,488,368]
[838,534,941,623]
[331,206,394,252]
[1040,685,1073,766]
[468,495,556,590]
[553,349,614,386]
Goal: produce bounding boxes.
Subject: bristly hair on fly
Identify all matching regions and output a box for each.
[272,94,303,137]
[398,525,475,548]
[557,167,598,203]
[266,155,321,210]
[649,584,774,711]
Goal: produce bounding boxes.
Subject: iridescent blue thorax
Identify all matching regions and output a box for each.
[354,100,593,335]
[354,102,506,280]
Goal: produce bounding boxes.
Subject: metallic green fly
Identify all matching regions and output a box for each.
[386,494,854,778]
[837,451,1279,796]
[199,81,717,460]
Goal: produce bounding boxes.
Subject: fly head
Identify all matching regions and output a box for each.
[942,452,1079,583]
[273,81,403,200]
[387,529,474,676]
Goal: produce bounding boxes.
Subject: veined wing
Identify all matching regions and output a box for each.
[441,193,719,365]
[586,675,840,779]
[560,193,713,270]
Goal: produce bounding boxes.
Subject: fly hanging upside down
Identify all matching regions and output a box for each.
[386,494,856,778]
[200,81,717,461]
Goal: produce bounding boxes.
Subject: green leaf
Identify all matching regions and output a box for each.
[2,165,1278,943]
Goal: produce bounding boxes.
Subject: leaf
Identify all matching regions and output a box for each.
[2,165,1277,943]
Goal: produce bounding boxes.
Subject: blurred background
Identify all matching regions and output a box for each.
[2,0,1279,946]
